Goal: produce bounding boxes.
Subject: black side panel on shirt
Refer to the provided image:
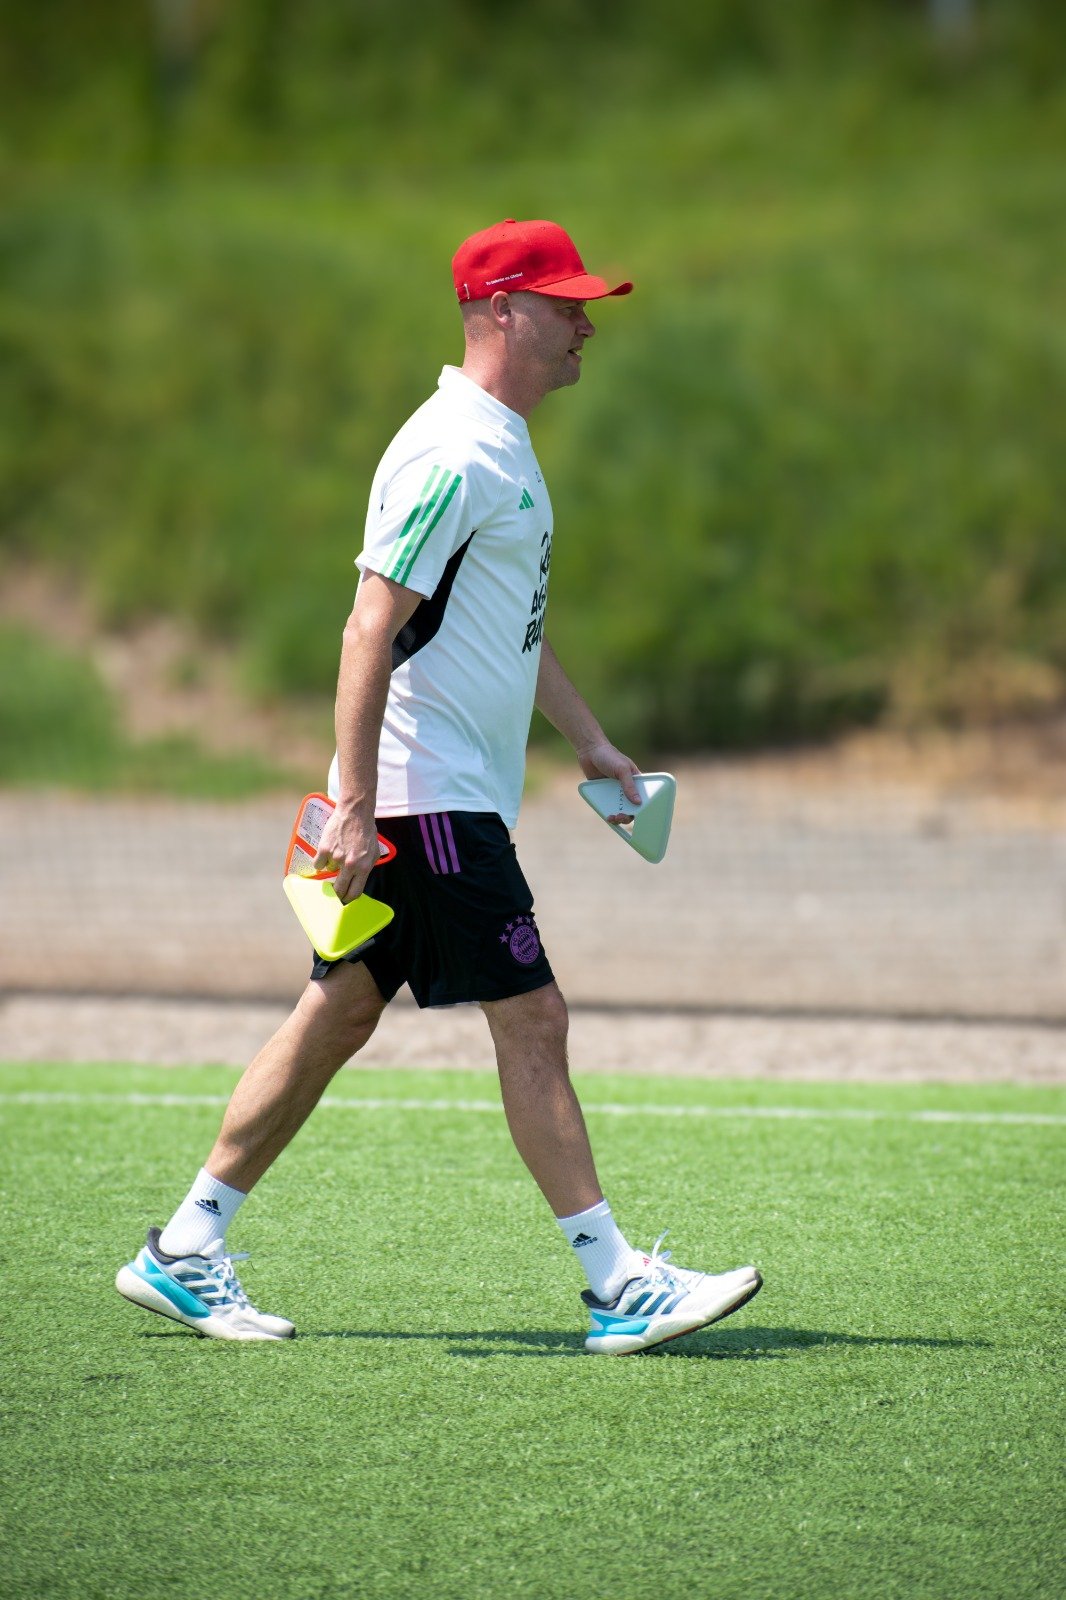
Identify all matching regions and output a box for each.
[391,532,476,670]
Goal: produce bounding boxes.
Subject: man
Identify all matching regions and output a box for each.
[116,218,762,1353]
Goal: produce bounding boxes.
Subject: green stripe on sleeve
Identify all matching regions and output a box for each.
[384,465,446,581]
[392,472,463,586]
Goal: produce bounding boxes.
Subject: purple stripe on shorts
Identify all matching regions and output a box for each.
[418,814,440,874]
[429,812,450,874]
[440,813,461,874]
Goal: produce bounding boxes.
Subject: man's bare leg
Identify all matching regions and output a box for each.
[117,961,387,1338]
[481,982,603,1217]
[205,961,387,1193]
[480,979,763,1353]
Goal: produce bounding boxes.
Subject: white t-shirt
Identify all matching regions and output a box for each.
[328,366,553,828]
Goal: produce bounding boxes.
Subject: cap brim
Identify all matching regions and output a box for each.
[531,272,633,300]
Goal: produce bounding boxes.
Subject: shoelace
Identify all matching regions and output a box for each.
[179,1250,253,1310]
[634,1232,705,1298]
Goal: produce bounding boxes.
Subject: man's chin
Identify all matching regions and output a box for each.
[540,363,583,400]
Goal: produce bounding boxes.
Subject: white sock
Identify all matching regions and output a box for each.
[158,1168,246,1258]
[556,1199,641,1303]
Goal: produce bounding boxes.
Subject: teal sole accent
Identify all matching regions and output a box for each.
[587,1317,650,1339]
[135,1257,211,1320]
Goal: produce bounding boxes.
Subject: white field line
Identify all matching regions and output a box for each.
[0,1091,1062,1126]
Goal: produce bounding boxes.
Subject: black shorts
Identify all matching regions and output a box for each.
[310,811,555,1009]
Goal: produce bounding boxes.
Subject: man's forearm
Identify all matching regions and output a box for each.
[330,572,422,818]
[332,612,393,813]
[535,636,642,808]
[535,637,606,755]
[317,573,420,899]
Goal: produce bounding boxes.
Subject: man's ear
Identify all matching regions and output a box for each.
[490,290,513,327]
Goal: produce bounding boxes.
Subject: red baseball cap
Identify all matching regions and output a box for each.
[452,218,633,304]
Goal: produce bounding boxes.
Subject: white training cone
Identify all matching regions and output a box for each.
[578,772,676,864]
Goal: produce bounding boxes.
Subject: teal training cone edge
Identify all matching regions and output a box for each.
[577,773,676,864]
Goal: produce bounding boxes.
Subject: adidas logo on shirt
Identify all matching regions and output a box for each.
[572,1232,598,1248]
[518,487,535,510]
[194,1197,222,1215]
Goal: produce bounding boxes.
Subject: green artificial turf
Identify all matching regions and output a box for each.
[1,1064,1063,1600]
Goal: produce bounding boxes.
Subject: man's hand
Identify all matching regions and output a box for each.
[313,805,381,905]
[574,738,642,824]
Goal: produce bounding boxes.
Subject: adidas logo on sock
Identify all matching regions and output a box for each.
[194,1197,222,1215]
[518,487,535,510]
[572,1232,598,1248]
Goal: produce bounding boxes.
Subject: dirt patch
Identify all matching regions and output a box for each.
[0,561,333,774]
[721,720,1066,830]
[5,561,1066,826]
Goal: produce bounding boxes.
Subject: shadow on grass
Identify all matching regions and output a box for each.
[297,1326,992,1359]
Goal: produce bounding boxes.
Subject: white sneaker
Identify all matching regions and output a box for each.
[116,1228,295,1341]
[582,1233,761,1355]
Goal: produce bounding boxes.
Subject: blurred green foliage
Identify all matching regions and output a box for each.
[1,1,1064,762]
[0,624,295,794]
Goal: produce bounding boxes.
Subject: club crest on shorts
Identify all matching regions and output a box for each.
[499,914,541,965]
